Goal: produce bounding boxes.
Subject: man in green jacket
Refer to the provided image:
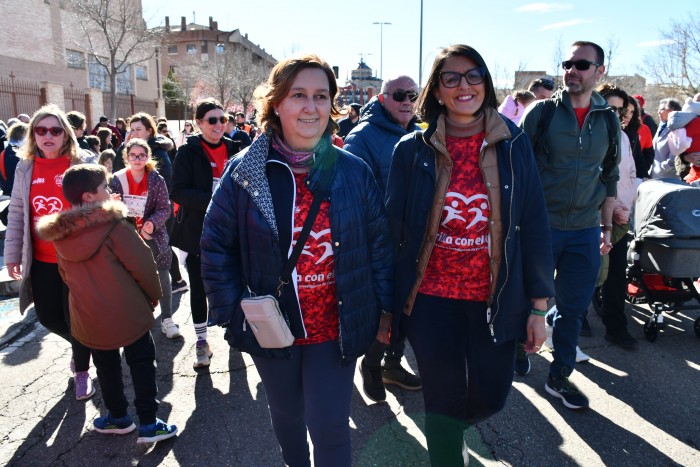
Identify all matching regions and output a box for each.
[521,40,620,410]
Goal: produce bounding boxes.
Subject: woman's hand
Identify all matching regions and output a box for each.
[142,221,154,235]
[376,312,392,345]
[523,314,546,353]
[7,263,22,280]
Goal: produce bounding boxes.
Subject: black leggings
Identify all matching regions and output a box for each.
[185,254,207,324]
[30,260,91,372]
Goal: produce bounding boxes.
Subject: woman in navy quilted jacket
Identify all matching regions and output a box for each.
[200,54,393,467]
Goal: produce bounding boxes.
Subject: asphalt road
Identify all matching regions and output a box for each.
[1,288,699,466]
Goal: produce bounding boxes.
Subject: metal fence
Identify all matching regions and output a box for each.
[102,93,159,118]
[0,76,46,122]
[64,85,90,122]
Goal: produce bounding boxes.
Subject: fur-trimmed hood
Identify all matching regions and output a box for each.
[36,199,129,262]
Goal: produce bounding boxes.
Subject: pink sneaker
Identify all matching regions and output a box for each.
[74,371,95,401]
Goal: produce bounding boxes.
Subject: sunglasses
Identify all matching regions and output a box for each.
[439,68,485,88]
[127,153,149,161]
[205,116,228,125]
[386,90,419,103]
[608,106,628,118]
[34,126,65,137]
[562,59,601,71]
[534,78,555,91]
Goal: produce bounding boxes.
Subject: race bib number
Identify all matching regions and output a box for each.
[123,194,147,218]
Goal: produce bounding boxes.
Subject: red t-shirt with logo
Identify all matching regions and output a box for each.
[418,132,491,301]
[291,171,339,345]
[126,170,149,230]
[30,156,71,263]
[201,140,228,179]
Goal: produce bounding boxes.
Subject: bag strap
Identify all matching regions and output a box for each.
[276,167,333,296]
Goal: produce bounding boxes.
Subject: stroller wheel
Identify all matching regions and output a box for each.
[694,318,700,339]
[644,321,658,342]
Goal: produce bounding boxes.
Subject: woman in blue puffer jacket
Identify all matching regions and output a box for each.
[200,54,393,467]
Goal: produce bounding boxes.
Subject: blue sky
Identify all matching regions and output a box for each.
[144,1,691,88]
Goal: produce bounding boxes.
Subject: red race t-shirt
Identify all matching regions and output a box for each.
[574,106,590,129]
[201,140,228,180]
[30,156,71,263]
[126,170,149,230]
[418,133,491,301]
[292,171,339,345]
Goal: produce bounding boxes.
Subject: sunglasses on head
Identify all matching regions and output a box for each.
[534,78,555,90]
[34,126,65,137]
[562,59,601,71]
[439,68,485,88]
[205,116,228,125]
[386,90,419,103]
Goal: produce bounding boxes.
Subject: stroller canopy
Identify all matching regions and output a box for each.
[634,179,700,242]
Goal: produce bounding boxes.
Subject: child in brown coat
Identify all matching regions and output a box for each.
[37,164,177,444]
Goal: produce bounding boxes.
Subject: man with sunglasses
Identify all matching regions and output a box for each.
[529,77,555,100]
[521,41,621,411]
[344,75,423,402]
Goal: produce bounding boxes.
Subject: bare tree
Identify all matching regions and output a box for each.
[642,13,700,97]
[551,35,565,81]
[66,0,162,119]
[604,35,621,77]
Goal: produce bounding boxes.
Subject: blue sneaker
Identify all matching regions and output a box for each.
[137,419,178,443]
[93,413,136,435]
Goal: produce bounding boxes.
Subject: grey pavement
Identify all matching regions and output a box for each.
[0,268,699,465]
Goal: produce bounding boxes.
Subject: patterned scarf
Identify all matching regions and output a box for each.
[271,134,326,170]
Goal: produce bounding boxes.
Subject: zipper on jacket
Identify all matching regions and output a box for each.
[488,131,521,342]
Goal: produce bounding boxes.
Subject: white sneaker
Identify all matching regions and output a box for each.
[193,339,213,369]
[544,323,554,349]
[576,346,590,363]
[161,318,181,339]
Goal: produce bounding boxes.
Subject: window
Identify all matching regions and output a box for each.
[66,49,85,69]
[136,65,148,81]
[201,41,208,54]
[88,55,109,92]
[116,65,132,95]
[186,44,196,54]
[167,45,177,54]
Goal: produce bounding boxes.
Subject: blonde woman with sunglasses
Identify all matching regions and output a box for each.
[4,104,95,401]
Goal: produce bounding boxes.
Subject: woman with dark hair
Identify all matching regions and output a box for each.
[386,44,553,466]
[200,54,393,467]
[624,96,654,181]
[4,104,95,400]
[177,120,196,147]
[170,98,236,368]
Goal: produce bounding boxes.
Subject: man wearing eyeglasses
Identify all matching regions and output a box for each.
[344,75,423,402]
[521,41,621,411]
[651,98,682,179]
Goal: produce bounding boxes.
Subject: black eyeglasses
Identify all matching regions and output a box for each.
[205,116,228,125]
[562,59,601,71]
[386,90,419,102]
[34,126,65,136]
[439,68,485,88]
[127,153,149,161]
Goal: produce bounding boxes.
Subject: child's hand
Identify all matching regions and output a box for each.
[142,221,154,235]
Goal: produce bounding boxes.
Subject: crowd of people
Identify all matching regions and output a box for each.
[1,39,699,465]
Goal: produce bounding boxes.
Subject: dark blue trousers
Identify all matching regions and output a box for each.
[252,341,356,467]
[91,331,159,425]
[405,293,516,467]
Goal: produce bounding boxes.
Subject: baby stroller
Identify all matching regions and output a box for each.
[626,179,700,342]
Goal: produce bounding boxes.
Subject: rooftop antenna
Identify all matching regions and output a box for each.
[193,11,195,24]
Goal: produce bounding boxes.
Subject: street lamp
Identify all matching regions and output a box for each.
[373,22,391,80]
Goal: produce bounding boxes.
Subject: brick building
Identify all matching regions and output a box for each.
[0,0,161,126]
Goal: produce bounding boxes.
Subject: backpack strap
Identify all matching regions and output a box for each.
[114,169,129,195]
[532,99,557,157]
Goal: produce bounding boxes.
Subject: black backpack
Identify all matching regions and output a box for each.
[532,98,619,167]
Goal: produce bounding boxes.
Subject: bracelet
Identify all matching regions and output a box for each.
[381,310,392,317]
[600,224,613,232]
[530,308,547,317]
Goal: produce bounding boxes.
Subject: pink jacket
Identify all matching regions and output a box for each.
[614,132,637,224]
[498,95,527,126]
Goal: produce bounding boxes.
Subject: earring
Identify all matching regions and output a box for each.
[438,99,444,105]
[274,110,279,116]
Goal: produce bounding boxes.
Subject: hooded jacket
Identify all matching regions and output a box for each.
[520,89,621,230]
[36,200,161,350]
[200,133,393,363]
[344,97,421,195]
[387,109,554,344]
